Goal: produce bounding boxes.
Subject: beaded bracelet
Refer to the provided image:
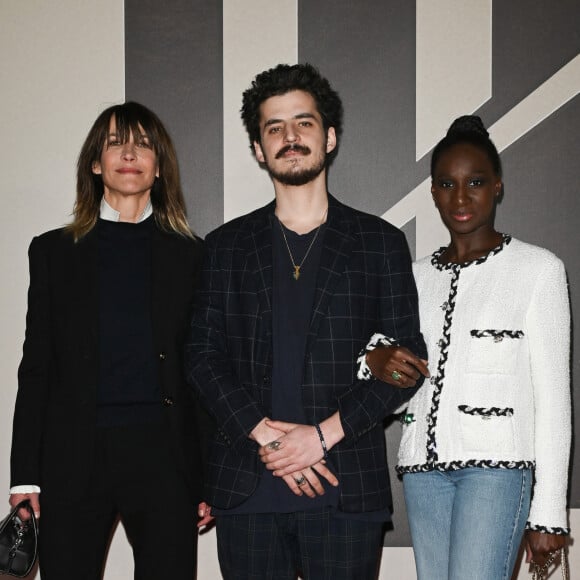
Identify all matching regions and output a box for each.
[314,423,328,458]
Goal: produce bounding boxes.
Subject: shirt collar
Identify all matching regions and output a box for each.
[99,197,153,223]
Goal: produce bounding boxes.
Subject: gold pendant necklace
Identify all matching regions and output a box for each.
[277,210,327,280]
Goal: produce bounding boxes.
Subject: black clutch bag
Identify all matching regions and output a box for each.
[0,500,38,577]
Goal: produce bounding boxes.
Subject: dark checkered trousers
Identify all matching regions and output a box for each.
[185,194,427,514]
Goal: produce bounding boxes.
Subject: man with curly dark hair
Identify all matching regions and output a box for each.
[187,63,427,579]
[241,63,343,166]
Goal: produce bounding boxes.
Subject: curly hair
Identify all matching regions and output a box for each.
[241,63,343,160]
[431,115,502,177]
[68,101,192,241]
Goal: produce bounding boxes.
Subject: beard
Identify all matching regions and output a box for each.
[264,144,327,186]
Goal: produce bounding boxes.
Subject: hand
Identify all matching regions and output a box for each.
[524,530,566,568]
[197,501,214,529]
[260,422,323,474]
[9,492,40,521]
[249,417,284,446]
[366,345,429,387]
[259,415,344,476]
[250,417,320,497]
[254,417,339,497]
[282,463,339,498]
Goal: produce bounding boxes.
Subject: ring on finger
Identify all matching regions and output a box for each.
[267,440,281,451]
[391,370,402,381]
[294,475,306,486]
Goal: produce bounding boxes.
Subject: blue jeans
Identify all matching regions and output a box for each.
[403,468,532,580]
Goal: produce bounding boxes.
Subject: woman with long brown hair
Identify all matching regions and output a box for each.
[9,102,206,579]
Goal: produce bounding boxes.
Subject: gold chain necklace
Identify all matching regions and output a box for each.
[276,210,327,280]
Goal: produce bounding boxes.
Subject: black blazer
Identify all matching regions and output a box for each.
[186,195,427,513]
[11,222,206,502]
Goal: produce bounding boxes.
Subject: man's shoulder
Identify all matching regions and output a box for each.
[205,201,274,246]
[332,197,405,241]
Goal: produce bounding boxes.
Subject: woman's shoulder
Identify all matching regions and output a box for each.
[506,237,565,270]
[153,224,203,246]
[151,231,204,275]
[412,252,438,275]
[31,227,73,248]
[413,253,434,266]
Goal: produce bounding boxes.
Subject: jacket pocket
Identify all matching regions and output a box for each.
[457,405,515,454]
[466,329,524,375]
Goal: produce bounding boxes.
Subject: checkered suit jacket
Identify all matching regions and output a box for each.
[185,194,426,513]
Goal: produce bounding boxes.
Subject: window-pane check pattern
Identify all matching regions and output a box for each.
[185,195,427,513]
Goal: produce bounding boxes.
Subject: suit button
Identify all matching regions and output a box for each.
[159,352,166,361]
[162,397,174,407]
[263,376,271,384]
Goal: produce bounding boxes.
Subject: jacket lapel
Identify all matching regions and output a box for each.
[234,197,354,352]
[305,196,355,353]
[245,203,275,336]
[71,228,99,346]
[151,226,170,343]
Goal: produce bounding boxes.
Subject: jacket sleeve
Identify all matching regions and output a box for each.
[337,229,427,441]
[525,256,571,534]
[11,236,51,487]
[184,234,264,451]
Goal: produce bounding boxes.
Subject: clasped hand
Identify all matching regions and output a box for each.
[253,418,338,498]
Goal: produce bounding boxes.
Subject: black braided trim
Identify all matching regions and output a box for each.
[525,523,570,536]
[425,265,461,463]
[431,233,512,271]
[396,459,534,475]
[422,234,512,465]
[458,405,514,417]
[470,329,524,340]
[356,334,395,380]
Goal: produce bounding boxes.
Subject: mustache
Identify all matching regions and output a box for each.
[275,144,311,159]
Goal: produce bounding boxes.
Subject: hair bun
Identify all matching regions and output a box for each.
[446,115,489,139]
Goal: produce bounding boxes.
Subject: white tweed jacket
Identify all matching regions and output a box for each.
[362,236,571,534]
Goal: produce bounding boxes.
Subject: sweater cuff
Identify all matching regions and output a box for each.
[356,333,396,380]
[10,485,41,495]
[525,522,570,536]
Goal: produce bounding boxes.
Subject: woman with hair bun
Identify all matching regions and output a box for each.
[359,115,571,579]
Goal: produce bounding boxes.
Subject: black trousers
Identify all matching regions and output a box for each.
[38,422,197,580]
[216,508,384,580]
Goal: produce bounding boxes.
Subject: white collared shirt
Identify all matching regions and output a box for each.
[99,196,153,223]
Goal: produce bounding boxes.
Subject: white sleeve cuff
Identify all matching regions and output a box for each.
[9,485,41,495]
[356,333,396,380]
